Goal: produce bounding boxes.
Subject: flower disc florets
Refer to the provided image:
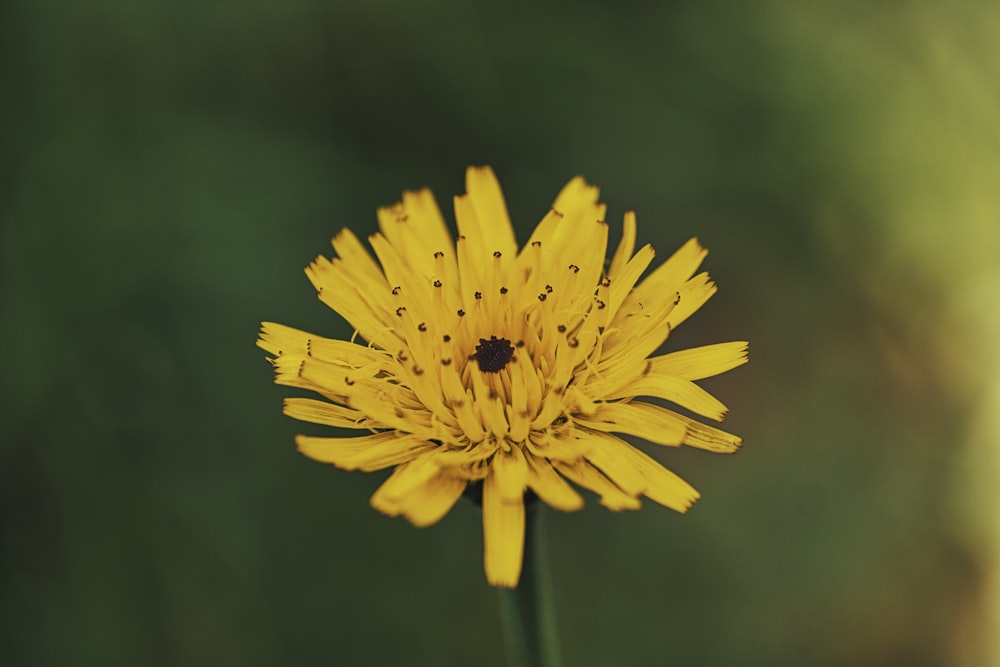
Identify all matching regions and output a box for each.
[474,336,515,373]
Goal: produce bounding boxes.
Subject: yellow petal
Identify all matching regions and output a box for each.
[552,175,600,215]
[635,237,707,297]
[525,431,590,462]
[607,210,637,281]
[553,460,641,511]
[267,353,323,393]
[399,474,467,527]
[370,464,467,528]
[456,166,518,267]
[649,341,749,380]
[554,218,609,303]
[598,285,679,368]
[339,387,437,436]
[375,189,456,280]
[296,432,432,472]
[582,430,700,513]
[369,451,442,504]
[493,446,528,502]
[580,434,646,496]
[519,207,566,254]
[305,255,397,345]
[584,402,742,453]
[401,188,454,259]
[282,397,365,429]
[467,166,517,253]
[330,227,386,285]
[367,232,436,316]
[607,374,730,421]
[257,322,388,368]
[483,466,526,588]
[576,402,687,446]
[667,272,717,329]
[600,244,713,363]
[453,215,485,297]
[524,454,584,512]
[664,410,743,453]
[605,243,655,321]
[370,461,420,517]
[526,175,608,292]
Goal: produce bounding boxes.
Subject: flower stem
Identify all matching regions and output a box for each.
[498,502,561,667]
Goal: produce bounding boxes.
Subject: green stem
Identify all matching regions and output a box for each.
[498,502,561,667]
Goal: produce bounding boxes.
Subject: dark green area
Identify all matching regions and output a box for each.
[3,2,999,666]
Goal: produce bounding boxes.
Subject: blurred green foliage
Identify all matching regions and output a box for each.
[2,2,999,666]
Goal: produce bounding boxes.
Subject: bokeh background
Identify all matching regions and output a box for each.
[3,2,999,666]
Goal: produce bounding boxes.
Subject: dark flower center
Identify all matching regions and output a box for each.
[474,336,515,373]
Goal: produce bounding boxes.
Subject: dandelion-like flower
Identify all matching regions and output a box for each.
[258,167,747,587]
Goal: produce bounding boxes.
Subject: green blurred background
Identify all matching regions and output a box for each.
[3,2,999,666]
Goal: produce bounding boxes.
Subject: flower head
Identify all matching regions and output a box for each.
[258,167,747,587]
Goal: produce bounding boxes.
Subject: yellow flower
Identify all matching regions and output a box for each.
[258,166,747,587]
